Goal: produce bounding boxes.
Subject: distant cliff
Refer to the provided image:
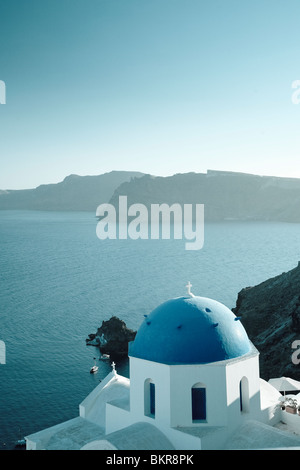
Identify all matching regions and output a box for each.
[109,170,300,222]
[3,169,300,221]
[233,262,300,380]
[0,171,144,211]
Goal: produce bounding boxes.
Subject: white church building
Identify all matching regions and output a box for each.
[26,284,300,450]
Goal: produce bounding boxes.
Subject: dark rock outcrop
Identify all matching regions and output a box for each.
[232,262,300,380]
[86,316,137,357]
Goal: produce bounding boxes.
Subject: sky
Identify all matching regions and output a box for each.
[1,0,300,189]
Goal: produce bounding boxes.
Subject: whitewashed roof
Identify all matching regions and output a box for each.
[224,420,300,450]
[81,422,175,450]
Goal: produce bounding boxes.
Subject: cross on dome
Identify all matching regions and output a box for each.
[186,281,195,297]
[111,361,116,375]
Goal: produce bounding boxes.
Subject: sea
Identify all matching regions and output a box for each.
[0,210,300,450]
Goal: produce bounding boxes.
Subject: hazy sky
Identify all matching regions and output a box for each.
[1,0,300,189]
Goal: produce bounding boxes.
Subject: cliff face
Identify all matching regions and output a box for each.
[110,170,300,222]
[233,262,300,380]
[87,316,137,357]
[3,169,300,221]
[0,171,144,211]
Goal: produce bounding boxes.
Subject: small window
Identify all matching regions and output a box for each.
[150,382,155,416]
[192,385,206,421]
[239,377,249,413]
[144,379,155,418]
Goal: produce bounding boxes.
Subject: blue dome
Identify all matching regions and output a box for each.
[129,296,252,364]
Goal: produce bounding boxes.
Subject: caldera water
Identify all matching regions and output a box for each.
[0,210,299,449]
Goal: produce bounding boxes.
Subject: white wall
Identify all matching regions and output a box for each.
[225,354,261,430]
[169,363,227,427]
[129,350,261,431]
[129,357,171,427]
[111,350,261,449]
[105,402,132,435]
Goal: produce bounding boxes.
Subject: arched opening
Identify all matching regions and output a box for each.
[144,379,155,418]
[191,382,206,422]
[239,376,250,413]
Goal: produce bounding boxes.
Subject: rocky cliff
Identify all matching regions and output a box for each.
[110,170,300,222]
[86,316,137,357]
[4,169,300,222]
[233,262,300,380]
[0,171,144,211]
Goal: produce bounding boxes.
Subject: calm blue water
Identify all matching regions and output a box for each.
[0,210,300,449]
